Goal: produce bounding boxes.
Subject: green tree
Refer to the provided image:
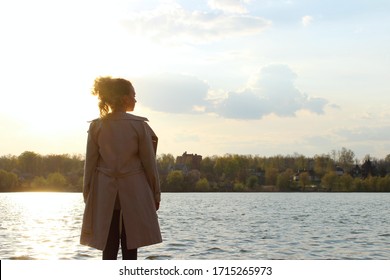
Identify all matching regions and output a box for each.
[195,178,210,192]
[377,175,390,192]
[0,169,18,191]
[337,147,355,173]
[47,172,68,190]
[166,170,184,192]
[200,156,216,182]
[277,169,293,191]
[353,178,369,192]
[213,154,241,182]
[18,151,43,176]
[246,175,259,190]
[0,155,18,172]
[293,153,308,171]
[31,176,48,190]
[224,155,240,181]
[314,154,333,177]
[44,154,72,174]
[338,174,354,191]
[265,167,278,186]
[184,169,201,192]
[157,153,175,174]
[321,171,338,191]
[213,157,225,179]
[299,172,310,191]
[367,176,379,192]
[233,181,246,192]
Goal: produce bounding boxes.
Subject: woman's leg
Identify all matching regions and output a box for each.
[102,210,120,260]
[121,220,137,260]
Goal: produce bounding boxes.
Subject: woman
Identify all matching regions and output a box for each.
[80,76,162,260]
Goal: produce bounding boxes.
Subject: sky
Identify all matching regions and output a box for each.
[1,0,390,161]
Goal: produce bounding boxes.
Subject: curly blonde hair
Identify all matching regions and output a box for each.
[92,76,133,118]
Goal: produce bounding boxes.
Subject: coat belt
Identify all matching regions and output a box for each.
[96,167,143,179]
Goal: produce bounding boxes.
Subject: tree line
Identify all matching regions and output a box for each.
[1,148,390,192]
[0,151,83,192]
[158,148,390,192]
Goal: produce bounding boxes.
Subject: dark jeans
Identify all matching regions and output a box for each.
[103,210,137,260]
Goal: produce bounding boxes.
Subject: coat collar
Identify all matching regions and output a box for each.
[92,112,149,122]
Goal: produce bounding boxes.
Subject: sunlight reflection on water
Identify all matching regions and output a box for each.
[0,192,389,260]
[1,193,85,260]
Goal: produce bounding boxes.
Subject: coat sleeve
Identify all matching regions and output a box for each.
[83,121,100,203]
[138,121,161,203]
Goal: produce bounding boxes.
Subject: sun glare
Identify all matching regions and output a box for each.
[9,192,81,259]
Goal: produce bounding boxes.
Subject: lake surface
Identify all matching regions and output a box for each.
[0,192,389,260]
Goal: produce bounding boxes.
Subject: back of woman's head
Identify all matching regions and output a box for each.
[92,76,133,117]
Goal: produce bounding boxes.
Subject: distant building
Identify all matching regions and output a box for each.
[176,152,202,171]
[293,169,320,182]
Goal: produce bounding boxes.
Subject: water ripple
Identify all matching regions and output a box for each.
[1,192,390,259]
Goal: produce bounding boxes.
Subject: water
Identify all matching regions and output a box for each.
[0,192,389,260]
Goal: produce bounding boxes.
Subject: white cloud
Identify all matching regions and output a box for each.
[302,15,314,27]
[134,65,329,120]
[214,64,329,119]
[121,2,270,44]
[208,0,251,14]
[213,89,268,119]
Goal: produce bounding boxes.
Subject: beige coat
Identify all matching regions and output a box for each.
[80,112,162,250]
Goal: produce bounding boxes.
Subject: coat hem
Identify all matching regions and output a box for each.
[80,238,163,251]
